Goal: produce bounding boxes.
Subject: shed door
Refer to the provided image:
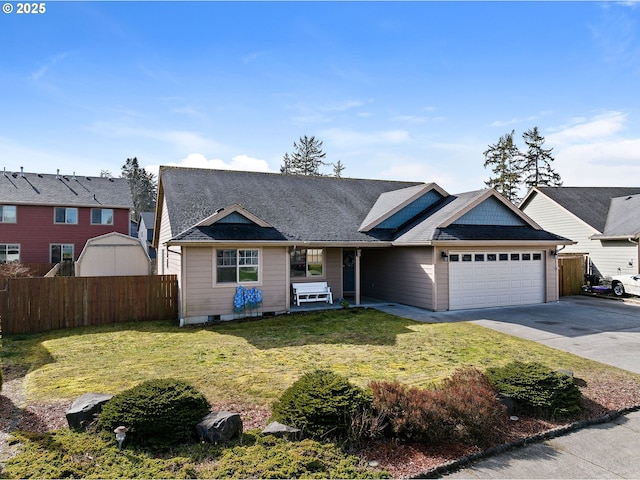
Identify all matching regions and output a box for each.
[449,251,545,310]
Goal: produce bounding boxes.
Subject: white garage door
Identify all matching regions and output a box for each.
[449,252,545,310]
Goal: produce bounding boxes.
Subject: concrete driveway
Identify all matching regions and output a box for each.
[374,296,640,479]
[376,295,640,373]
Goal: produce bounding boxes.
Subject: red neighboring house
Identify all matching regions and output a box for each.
[0,169,133,264]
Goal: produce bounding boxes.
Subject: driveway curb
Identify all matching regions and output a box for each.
[414,405,640,479]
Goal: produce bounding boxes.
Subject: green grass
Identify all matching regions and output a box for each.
[2,308,632,407]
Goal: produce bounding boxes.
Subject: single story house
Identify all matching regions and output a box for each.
[154,167,573,324]
[520,187,640,279]
[75,232,151,277]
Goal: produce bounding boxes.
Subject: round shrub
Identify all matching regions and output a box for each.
[271,369,369,439]
[98,378,211,447]
[486,361,582,417]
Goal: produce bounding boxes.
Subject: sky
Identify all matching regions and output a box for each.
[1,1,640,194]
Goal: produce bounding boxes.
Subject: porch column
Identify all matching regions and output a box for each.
[355,248,361,306]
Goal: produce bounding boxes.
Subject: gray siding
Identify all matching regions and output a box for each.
[157,196,182,281]
[522,192,638,277]
[361,247,435,309]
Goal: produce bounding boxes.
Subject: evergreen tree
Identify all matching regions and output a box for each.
[121,157,157,220]
[332,160,345,178]
[521,127,562,189]
[483,130,522,203]
[280,135,327,176]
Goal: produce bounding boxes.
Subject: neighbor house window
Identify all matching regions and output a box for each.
[0,205,17,223]
[0,244,20,263]
[51,244,74,262]
[91,208,113,225]
[216,249,259,284]
[54,207,78,224]
[290,248,324,277]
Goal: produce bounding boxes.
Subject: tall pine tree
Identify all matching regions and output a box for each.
[280,135,327,176]
[521,127,562,189]
[483,130,522,203]
[121,157,157,220]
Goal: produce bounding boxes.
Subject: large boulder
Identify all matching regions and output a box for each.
[66,393,113,430]
[262,421,303,441]
[196,411,242,444]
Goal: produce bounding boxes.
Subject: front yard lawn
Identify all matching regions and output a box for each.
[2,307,639,478]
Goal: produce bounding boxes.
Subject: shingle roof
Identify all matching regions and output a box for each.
[0,170,132,208]
[537,187,640,232]
[160,167,422,243]
[600,194,640,237]
[160,168,570,246]
[432,225,570,242]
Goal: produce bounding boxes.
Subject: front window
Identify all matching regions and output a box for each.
[0,205,17,223]
[0,244,20,263]
[216,249,259,283]
[54,207,78,224]
[91,208,114,225]
[51,244,74,262]
[290,248,324,277]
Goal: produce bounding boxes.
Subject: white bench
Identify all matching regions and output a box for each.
[292,282,333,306]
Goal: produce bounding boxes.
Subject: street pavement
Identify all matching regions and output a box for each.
[373,296,640,479]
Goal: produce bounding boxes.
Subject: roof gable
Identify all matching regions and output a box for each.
[452,195,528,227]
[359,183,448,232]
[196,204,272,228]
[525,187,640,232]
[597,194,640,238]
[0,170,132,209]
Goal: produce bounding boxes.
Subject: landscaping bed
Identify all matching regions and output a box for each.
[2,310,640,478]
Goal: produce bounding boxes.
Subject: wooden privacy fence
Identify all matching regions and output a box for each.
[0,275,178,335]
[558,256,585,297]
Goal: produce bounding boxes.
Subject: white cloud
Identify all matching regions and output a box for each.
[146,153,275,176]
[545,111,640,186]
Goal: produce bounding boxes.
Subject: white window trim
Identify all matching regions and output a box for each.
[0,243,20,263]
[290,247,326,279]
[90,208,114,225]
[50,243,74,262]
[0,205,17,223]
[213,247,262,286]
[54,207,78,225]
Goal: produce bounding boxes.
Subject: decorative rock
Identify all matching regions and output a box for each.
[262,421,303,441]
[497,392,516,417]
[196,411,242,444]
[65,393,113,430]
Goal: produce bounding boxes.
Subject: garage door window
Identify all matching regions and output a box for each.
[450,252,543,262]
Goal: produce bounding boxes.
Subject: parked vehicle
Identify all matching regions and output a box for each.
[605,274,640,297]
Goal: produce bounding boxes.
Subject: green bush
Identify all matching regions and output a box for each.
[370,368,506,447]
[98,378,211,447]
[271,369,369,439]
[486,361,582,417]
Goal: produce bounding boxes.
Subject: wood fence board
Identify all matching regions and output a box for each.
[0,275,178,335]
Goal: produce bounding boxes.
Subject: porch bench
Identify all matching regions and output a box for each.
[292,282,333,306]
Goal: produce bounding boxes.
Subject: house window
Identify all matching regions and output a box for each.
[0,205,17,223]
[290,248,324,277]
[54,207,78,224]
[0,244,20,263]
[91,208,114,225]
[216,249,259,284]
[51,244,74,262]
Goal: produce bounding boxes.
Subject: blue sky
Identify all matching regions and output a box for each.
[1,1,640,194]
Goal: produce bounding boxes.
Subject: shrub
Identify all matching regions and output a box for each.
[98,378,211,447]
[371,368,507,447]
[271,369,369,439]
[486,361,582,417]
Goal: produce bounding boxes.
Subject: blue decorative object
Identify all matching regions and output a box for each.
[232,286,263,314]
[233,286,245,313]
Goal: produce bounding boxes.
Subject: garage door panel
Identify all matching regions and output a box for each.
[449,251,545,310]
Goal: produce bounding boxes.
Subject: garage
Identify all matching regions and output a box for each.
[448,251,545,310]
